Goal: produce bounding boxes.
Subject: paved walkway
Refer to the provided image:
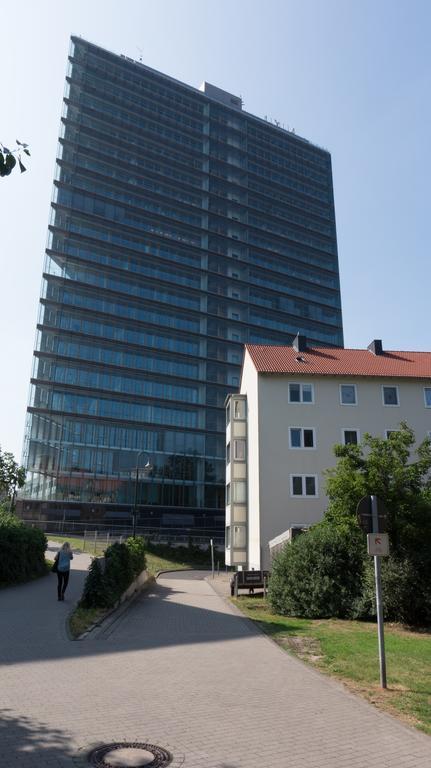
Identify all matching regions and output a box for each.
[0,564,430,767]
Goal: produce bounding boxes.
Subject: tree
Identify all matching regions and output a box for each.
[269,424,431,625]
[0,140,30,177]
[0,448,26,509]
[324,422,431,555]
[324,423,431,625]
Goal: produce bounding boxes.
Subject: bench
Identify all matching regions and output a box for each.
[230,570,270,596]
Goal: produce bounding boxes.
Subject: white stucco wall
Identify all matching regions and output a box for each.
[240,351,261,569]
[254,374,431,570]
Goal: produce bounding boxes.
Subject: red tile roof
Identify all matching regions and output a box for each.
[245,345,431,379]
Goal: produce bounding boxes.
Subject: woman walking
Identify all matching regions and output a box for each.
[54,542,73,601]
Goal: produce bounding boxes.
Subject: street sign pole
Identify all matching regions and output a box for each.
[371,495,387,689]
[210,538,215,579]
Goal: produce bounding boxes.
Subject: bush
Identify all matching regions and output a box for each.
[103,541,134,605]
[353,555,431,626]
[0,512,47,584]
[79,536,147,609]
[80,558,108,608]
[125,536,147,577]
[268,524,365,619]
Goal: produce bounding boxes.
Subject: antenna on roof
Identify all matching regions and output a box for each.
[136,46,143,62]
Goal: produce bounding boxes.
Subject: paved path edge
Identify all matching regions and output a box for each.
[205,576,431,746]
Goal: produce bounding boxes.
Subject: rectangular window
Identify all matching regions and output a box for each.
[289,427,315,449]
[226,483,230,505]
[232,481,246,503]
[340,384,357,405]
[288,382,314,403]
[233,399,245,419]
[342,429,359,445]
[225,526,231,548]
[233,525,246,548]
[424,388,431,408]
[290,475,318,497]
[226,402,231,426]
[226,442,231,464]
[233,439,246,460]
[382,386,399,406]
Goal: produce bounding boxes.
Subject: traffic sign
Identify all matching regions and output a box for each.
[367,533,389,556]
[356,496,388,533]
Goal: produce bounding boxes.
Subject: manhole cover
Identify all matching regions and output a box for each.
[88,742,172,768]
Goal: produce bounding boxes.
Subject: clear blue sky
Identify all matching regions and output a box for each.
[1,0,429,459]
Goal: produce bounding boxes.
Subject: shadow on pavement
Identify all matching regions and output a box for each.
[0,572,257,666]
[0,709,77,765]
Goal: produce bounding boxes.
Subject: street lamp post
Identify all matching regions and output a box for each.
[132,451,152,538]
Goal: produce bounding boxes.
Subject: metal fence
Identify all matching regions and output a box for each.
[22,518,224,551]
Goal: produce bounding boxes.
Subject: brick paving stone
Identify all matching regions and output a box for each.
[0,564,430,767]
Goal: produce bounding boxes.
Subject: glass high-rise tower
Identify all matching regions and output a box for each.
[19,37,343,541]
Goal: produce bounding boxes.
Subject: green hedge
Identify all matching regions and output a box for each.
[80,536,147,609]
[268,525,365,619]
[268,523,431,626]
[0,512,47,584]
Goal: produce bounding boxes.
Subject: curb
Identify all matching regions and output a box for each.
[71,572,155,640]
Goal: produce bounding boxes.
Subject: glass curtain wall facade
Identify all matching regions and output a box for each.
[20,37,343,539]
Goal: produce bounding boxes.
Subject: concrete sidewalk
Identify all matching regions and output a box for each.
[0,541,92,658]
[0,567,430,767]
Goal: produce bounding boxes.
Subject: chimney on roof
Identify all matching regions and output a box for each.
[293,333,307,353]
[368,339,383,355]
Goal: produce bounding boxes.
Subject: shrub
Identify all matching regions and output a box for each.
[103,542,134,605]
[125,536,147,577]
[268,524,365,619]
[0,512,47,584]
[79,537,148,609]
[353,555,431,626]
[80,558,108,608]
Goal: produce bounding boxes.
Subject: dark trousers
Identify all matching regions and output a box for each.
[57,570,70,599]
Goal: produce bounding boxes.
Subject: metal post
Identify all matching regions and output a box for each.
[132,465,139,538]
[371,495,387,689]
[217,560,220,576]
[263,574,267,599]
[94,529,97,555]
[210,538,214,578]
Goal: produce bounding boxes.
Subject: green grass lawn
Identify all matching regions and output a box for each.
[48,534,107,555]
[48,536,216,572]
[233,596,431,735]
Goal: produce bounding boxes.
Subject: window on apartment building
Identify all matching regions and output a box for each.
[290,475,318,497]
[225,526,231,548]
[382,386,399,406]
[233,399,245,419]
[232,481,246,503]
[226,442,231,464]
[226,402,231,426]
[289,382,314,404]
[233,439,246,460]
[340,384,357,405]
[226,483,231,505]
[289,427,315,448]
[342,429,359,445]
[424,388,431,408]
[233,525,246,548]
